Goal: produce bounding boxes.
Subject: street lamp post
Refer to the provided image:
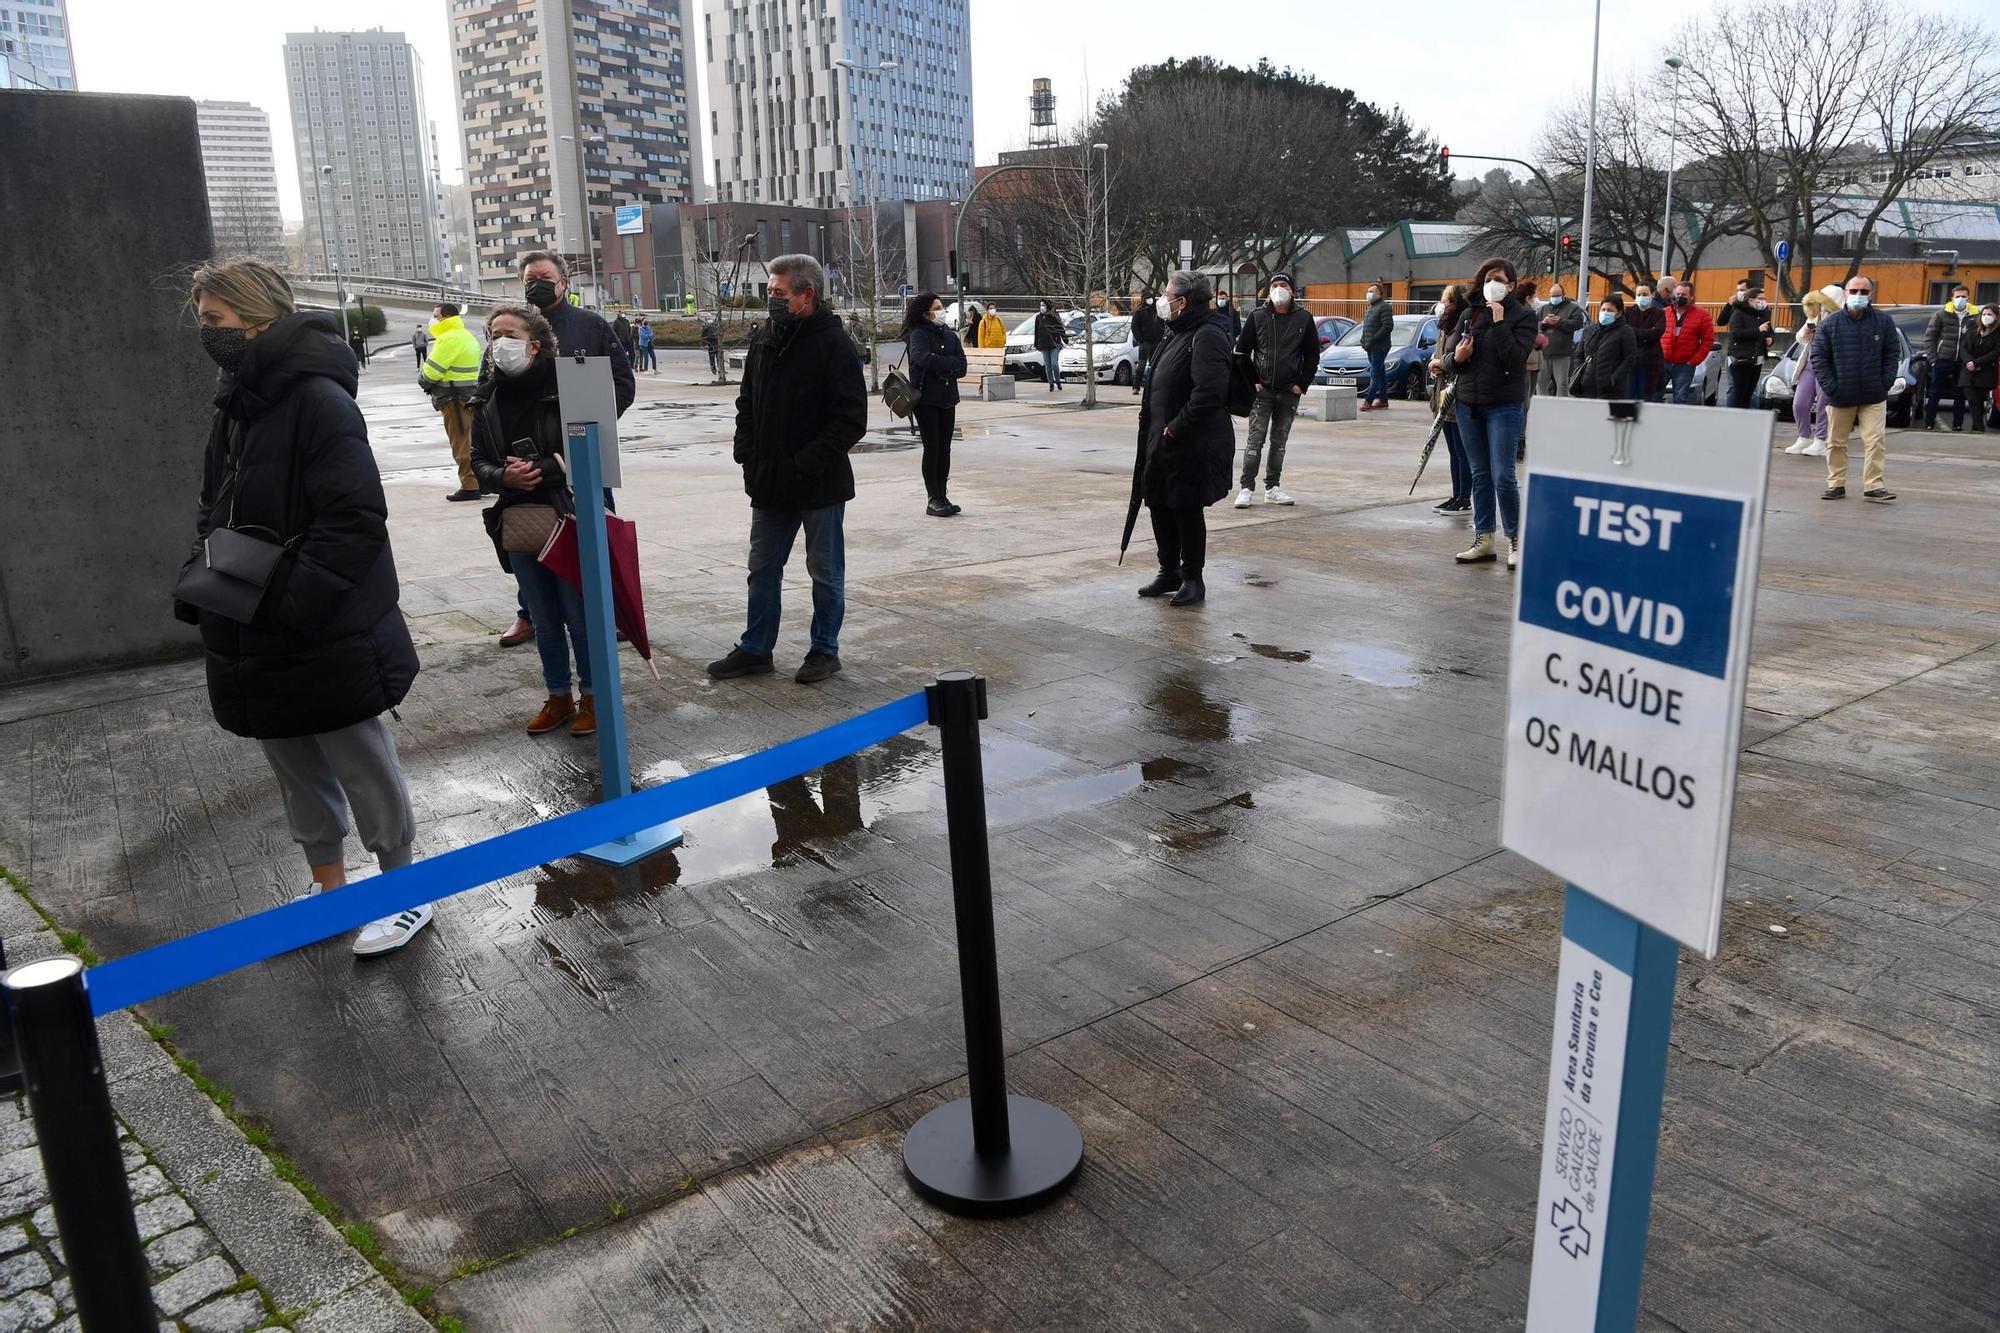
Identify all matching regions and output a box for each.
[1658,57,1686,281]
[1093,143,1111,309]
[1574,0,1605,306]
[559,132,603,304]
[318,164,351,348]
[833,56,897,393]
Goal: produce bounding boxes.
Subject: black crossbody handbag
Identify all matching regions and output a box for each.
[173,425,305,625]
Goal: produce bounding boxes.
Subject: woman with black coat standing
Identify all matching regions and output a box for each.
[1450,256,1540,572]
[1427,284,1472,511]
[1961,305,2000,433]
[470,302,602,739]
[901,290,968,515]
[1572,294,1640,399]
[1134,271,1235,607]
[1033,299,1067,390]
[178,258,431,957]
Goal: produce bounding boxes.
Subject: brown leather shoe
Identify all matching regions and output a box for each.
[526,694,576,735]
[570,695,598,737]
[499,618,535,648]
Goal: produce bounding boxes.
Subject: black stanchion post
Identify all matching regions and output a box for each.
[903,671,1083,1216]
[0,938,20,1096]
[5,957,152,1329]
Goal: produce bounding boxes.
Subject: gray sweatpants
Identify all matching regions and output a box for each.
[259,716,415,871]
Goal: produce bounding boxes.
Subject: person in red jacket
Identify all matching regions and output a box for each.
[1659,281,1716,404]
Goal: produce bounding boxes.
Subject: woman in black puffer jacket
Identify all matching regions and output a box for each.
[1449,256,1539,571]
[178,258,430,957]
[1134,270,1234,607]
[901,290,968,516]
[1572,294,1640,399]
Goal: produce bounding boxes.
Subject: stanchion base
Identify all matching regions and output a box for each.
[577,823,685,867]
[902,1095,1083,1217]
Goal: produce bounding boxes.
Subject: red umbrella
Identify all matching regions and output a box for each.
[538,513,661,681]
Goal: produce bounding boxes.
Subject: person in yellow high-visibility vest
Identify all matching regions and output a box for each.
[418,302,484,501]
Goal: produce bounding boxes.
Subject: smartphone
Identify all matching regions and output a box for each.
[508,436,542,462]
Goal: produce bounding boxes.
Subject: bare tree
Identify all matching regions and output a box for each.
[1676,0,2000,303]
[209,184,284,264]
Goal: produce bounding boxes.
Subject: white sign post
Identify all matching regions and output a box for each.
[1507,397,1770,1332]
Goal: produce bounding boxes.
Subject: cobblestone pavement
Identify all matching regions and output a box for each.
[0,892,429,1333]
[0,1093,277,1333]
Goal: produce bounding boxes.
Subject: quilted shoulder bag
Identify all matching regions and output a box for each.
[172,424,305,624]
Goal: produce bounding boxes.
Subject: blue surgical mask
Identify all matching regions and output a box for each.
[1636,295,1653,309]
[1598,311,1616,326]
[1846,292,1871,311]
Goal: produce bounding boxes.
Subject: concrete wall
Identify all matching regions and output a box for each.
[0,91,213,682]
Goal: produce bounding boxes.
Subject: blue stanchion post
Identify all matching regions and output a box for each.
[1526,885,1679,1332]
[565,419,682,864]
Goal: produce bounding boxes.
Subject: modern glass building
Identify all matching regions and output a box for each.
[702,0,972,209]
[0,0,74,90]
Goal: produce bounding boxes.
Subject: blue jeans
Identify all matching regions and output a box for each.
[514,556,591,695]
[1443,417,1470,501]
[740,504,845,657]
[1364,347,1389,402]
[1667,361,1698,404]
[1042,349,1062,386]
[1456,400,1524,538]
[1627,363,1654,401]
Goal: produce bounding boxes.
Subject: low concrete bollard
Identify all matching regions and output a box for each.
[1300,384,1357,422]
[981,374,1016,402]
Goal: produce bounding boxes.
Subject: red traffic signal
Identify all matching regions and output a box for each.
[1440,145,1450,173]
[1560,233,1574,255]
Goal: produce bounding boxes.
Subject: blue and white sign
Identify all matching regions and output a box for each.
[1776,239,1791,263]
[1503,397,1771,958]
[615,205,645,236]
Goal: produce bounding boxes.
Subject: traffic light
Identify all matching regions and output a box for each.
[1440,145,1450,174]
[1560,233,1575,259]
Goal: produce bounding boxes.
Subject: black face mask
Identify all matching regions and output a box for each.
[525,278,560,309]
[200,325,252,372]
[767,295,796,326]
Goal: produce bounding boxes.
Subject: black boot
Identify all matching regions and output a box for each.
[1168,574,1206,607]
[1138,570,1180,598]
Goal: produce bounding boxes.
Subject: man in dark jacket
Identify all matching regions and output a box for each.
[1923,284,1978,430]
[1134,270,1234,607]
[1232,272,1316,506]
[1131,290,1165,395]
[708,253,867,682]
[1537,281,1587,396]
[612,311,634,363]
[1358,283,1394,409]
[1626,282,1668,401]
[1808,274,1900,502]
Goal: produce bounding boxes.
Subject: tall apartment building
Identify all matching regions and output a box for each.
[702,0,972,209]
[453,0,700,293]
[0,0,75,89]
[283,29,449,282]
[196,101,287,265]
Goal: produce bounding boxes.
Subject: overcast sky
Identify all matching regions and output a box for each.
[60,0,1992,224]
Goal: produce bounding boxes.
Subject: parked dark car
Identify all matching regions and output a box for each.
[1755,310,1923,425]
[1315,314,1438,399]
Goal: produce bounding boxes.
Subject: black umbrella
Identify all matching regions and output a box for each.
[1120,395,1156,565]
[1408,379,1458,496]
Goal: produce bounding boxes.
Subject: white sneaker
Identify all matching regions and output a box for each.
[1264,486,1295,506]
[1233,487,1254,509]
[1802,440,1827,457]
[286,884,325,906]
[1507,535,1520,571]
[1784,437,1811,454]
[353,904,434,956]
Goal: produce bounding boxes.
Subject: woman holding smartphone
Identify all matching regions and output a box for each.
[471,303,596,737]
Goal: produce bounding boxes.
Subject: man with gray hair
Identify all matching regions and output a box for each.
[708,254,868,683]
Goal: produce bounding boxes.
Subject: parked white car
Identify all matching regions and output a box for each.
[1004,309,1095,378]
[1058,317,1142,384]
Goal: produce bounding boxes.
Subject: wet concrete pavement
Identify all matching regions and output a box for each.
[1,367,1997,1330]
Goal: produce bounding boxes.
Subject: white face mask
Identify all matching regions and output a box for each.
[1156,295,1174,320]
[1366,290,1380,303]
[1484,280,1509,303]
[491,336,534,376]
[1984,314,1997,326]
[1433,301,1446,316]
[1953,297,1968,311]
[1548,293,1565,305]
[930,309,948,324]
[1270,286,1292,307]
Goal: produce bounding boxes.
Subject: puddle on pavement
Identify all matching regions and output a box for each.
[1148,675,1255,743]
[1231,633,1311,663]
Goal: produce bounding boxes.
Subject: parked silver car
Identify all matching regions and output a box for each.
[1057,317,1142,384]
